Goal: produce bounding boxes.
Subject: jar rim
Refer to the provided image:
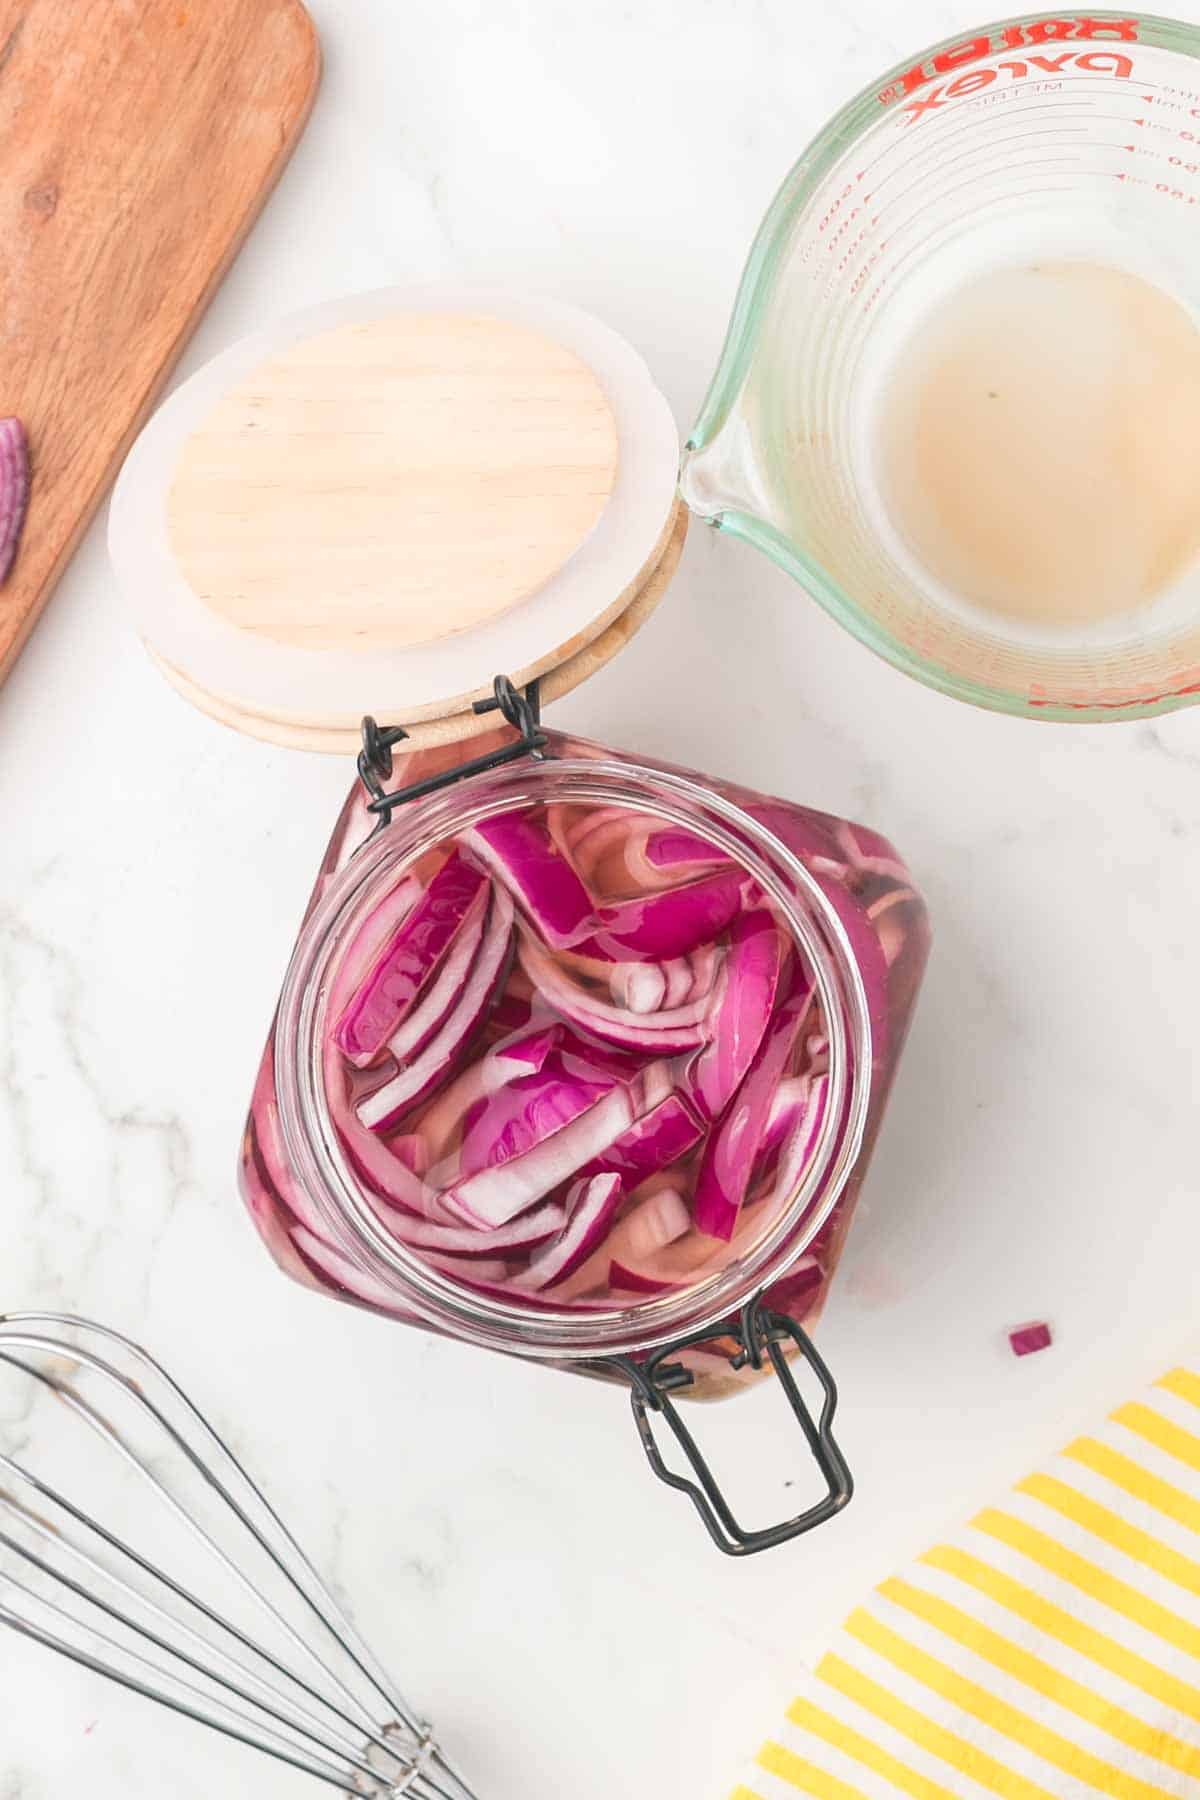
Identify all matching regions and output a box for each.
[275,750,874,1359]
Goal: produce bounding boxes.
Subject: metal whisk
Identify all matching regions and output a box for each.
[0,1312,481,1798]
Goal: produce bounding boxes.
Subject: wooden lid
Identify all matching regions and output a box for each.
[110,287,682,749]
[166,312,620,652]
[153,499,687,752]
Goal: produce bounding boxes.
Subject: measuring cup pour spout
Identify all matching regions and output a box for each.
[678,419,765,530]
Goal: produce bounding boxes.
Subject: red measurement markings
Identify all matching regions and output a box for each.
[1127,114,1194,137]
[835,221,880,272]
[859,161,1132,313]
[1120,171,1200,202]
[1140,91,1200,113]
[825,206,864,251]
[1121,142,1200,173]
[817,182,858,232]
[847,94,1107,224]
[849,245,888,300]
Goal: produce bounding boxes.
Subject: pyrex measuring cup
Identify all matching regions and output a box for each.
[680,11,1200,720]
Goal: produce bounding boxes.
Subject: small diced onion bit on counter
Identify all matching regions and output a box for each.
[1009,1320,1053,1358]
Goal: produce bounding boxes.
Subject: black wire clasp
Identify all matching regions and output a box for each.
[357,676,547,825]
[608,1296,852,1556]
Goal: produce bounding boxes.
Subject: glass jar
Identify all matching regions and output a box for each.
[241,696,929,1553]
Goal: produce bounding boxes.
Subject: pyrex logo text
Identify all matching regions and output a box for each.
[878,18,1138,120]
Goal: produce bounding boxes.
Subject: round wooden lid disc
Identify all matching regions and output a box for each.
[165,312,620,652]
[152,500,688,753]
[111,286,683,735]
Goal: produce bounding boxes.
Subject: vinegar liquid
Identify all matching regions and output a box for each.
[877,262,1200,628]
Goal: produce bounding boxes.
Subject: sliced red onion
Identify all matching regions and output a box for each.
[568,812,631,888]
[335,851,487,1066]
[576,1091,703,1190]
[305,790,870,1318]
[357,886,514,1131]
[383,882,489,1064]
[516,1173,625,1290]
[0,416,29,585]
[616,826,734,893]
[566,805,628,853]
[337,1113,441,1218]
[688,909,784,1118]
[485,985,537,1039]
[760,1078,810,1162]
[645,827,731,870]
[550,1184,691,1301]
[414,1022,560,1160]
[330,877,420,1014]
[694,961,814,1241]
[610,949,718,1014]
[834,820,912,886]
[241,1128,327,1290]
[634,1227,733,1285]
[423,1252,511,1284]
[573,868,744,962]
[661,958,691,1009]
[686,945,719,1003]
[466,813,593,948]
[614,1185,691,1256]
[608,1260,672,1295]
[866,887,915,920]
[611,960,667,1014]
[386,1133,430,1175]
[379,1199,566,1257]
[638,1196,780,1284]
[563,810,731,896]
[427,1024,647,1189]
[252,1055,337,1241]
[518,932,713,1055]
[444,1084,636,1229]
[448,1051,621,1184]
[867,886,917,970]
[749,800,892,1069]
[550,1025,653,1086]
[545,802,577,864]
[773,1070,830,1204]
[291,1225,407,1312]
[1009,1320,1053,1357]
[322,906,447,1217]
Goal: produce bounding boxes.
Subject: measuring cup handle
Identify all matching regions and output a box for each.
[606,1296,853,1557]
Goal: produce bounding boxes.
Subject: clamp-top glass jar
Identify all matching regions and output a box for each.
[241,684,930,1555]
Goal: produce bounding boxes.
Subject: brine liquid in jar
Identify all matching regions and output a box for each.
[314,802,834,1309]
[241,729,931,1400]
[875,261,1200,629]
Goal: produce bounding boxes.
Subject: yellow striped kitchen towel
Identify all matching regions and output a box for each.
[734,1367,1200,1800]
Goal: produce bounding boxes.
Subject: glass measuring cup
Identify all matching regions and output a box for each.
[680,11,1200,721]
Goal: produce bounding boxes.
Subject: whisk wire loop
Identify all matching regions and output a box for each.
[0,1313,480,1800]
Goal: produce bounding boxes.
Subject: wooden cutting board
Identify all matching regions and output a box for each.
[0,0,320,687]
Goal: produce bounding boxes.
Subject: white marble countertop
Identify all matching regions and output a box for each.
[3,2,1200,1796]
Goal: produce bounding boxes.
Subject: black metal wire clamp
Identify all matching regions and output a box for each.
[608,1296,853,1557]
[357,675,547,824]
